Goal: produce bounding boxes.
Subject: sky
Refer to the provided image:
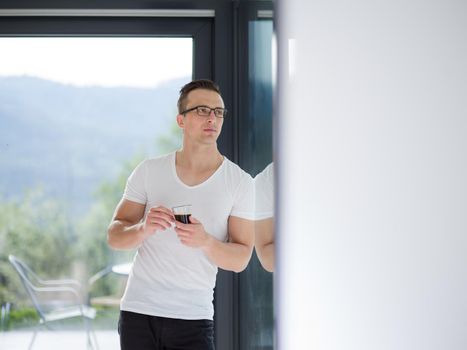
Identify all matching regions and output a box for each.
[0,37,192,88]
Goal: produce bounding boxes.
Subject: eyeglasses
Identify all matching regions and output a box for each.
[181,105,227,118]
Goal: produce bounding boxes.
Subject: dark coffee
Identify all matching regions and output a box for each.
[175,214,191,224]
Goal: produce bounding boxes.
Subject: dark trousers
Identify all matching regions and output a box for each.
[119,310,215,350]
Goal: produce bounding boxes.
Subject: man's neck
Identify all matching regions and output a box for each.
[176,144,223,172]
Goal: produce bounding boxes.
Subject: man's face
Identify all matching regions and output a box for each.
[178,88,225,145]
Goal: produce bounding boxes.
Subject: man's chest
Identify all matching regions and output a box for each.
[176,167,218,187]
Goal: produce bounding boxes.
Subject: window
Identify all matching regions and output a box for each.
[0,35,193,348]
[0,3,274,349]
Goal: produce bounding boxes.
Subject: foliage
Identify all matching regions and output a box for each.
[156,119,182,154]
[3,307,39,330]
[2,306,120,331]
[0,121,182,328]
[74,154,144,298]
[0,189,74,308]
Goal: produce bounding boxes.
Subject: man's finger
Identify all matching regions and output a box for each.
[189,216,203,224]
[174,220,191,229]
[148,214,172,224]
[148,211,175,223]
[176,232,190,239]
[150,206,175,216]
[147,216,172,229]
[174,226,191,235]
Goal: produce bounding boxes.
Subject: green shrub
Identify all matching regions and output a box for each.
[5,307,39,330]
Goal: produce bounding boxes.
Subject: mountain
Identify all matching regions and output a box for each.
[0,75,189,213]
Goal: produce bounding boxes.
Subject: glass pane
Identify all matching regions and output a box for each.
[239,20,274,350]
[0,37,192,349]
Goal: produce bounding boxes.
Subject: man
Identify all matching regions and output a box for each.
[107,79,255,350]
[254,162,275,272]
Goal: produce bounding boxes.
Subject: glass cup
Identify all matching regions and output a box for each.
[172,205,192,224]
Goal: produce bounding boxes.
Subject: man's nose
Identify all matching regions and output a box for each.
[207,110,217,122]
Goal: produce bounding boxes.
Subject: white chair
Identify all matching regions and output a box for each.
[87,262,131,308]
[8,255,99,349]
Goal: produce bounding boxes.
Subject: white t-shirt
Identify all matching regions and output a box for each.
[254,162,274,220]
[120,152,254,320]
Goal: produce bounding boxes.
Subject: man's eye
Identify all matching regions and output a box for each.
[198,107,210,114]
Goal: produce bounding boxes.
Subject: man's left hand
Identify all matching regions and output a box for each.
[174,217,213,249]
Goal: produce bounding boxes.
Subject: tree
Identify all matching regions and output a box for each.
[0,189,74,307]
[0,121,183,316]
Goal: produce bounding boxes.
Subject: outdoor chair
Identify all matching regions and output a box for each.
[87,262,131,308]
[1,302,10,331]
[8,255,99,350]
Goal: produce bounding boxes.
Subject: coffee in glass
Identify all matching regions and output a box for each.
[172,205,192,224]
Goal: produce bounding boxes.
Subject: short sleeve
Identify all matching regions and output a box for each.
[123,160,148,204]
[254,162,274,220]
[230,172,255,220]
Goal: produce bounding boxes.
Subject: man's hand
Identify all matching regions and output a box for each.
[143,206,175,237]
[174,215,254,273]
[174,216,212,249]
[108,200,176,250]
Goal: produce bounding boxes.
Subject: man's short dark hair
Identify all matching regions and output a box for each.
[177,79,222,114]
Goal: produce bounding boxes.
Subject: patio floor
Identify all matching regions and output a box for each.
[0,329,119,349]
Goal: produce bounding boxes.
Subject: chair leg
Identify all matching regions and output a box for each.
[91,326,100,350]
[28,326,39,350]
[84,317,99,350]
[87,335,93,350]
[84,318,91,349]
[1,303,11,331]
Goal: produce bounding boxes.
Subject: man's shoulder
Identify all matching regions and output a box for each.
[222,156,253,179]
[254,162,274,181]
[220,157,253,193]
[130,152,174,178]
[143,152,174,167]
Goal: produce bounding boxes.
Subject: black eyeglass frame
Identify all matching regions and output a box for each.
[181,105,228,118]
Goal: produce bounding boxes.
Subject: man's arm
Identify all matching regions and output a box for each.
[174,215,254,273]
[107,199,174,250]
[254,218,275,272]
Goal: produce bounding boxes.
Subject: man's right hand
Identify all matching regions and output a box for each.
[108,200,175,250]
[141,206,175,237]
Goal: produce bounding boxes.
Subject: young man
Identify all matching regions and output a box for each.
[107,79,255,350]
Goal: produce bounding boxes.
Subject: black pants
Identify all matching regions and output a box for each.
[119,310,215,350]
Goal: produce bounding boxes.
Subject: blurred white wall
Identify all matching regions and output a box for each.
[276,1,467,349]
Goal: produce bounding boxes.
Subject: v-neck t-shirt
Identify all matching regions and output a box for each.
[120,151,254,320]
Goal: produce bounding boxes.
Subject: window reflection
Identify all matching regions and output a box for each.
[255,162,275,273]
[239,19,275,350]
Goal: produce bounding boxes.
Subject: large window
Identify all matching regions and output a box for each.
[0,2,275,349]
[0,36,192,349]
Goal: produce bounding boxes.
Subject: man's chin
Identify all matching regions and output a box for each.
[200,138,219,145]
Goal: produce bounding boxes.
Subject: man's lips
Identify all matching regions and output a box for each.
[204,128,217,132]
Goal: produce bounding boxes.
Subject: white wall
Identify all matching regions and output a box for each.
[277,1,467,349]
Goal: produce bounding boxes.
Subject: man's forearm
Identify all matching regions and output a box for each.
[107,220,146,250]
[201,237,253,273]
[256,243,274,272]
[254,218,275,272]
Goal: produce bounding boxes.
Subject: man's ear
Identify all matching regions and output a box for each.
[176,114,185,128]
